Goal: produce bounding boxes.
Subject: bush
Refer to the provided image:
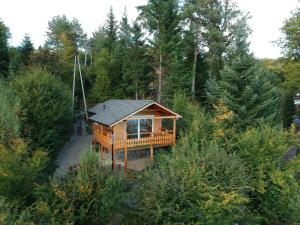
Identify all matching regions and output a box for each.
[27,149,129,224]
[236,125,300,224]
[0,139,48,203]
[131,137,254,225]
[0,80,20,146]
[11,68,73,156]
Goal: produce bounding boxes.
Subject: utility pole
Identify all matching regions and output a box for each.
[72,54,88,120]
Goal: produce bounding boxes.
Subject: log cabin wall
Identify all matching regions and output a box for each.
[112,121,126,143]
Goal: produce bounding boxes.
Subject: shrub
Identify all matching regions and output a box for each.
[0,80,20,146]
[0,139,48,203]
[11,67,73,156]
[131,137,254,225]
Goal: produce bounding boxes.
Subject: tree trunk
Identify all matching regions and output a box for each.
[135,81,138,100]
[158,47,162,103]
[191,47,197,99]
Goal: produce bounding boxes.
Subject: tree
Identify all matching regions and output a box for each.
[280,7,300,59]
[0,80,20,146]
[207,55,282,129]
[104,7,118,54]
[122,22,153,99]
[207,20,282,129]
[133,130,252,224]
[0,139,48,203]
[88,49,111,104]
[45,15,87,53]
[236,125,300,224]
[11,68,73,155]
[0,20,10,77]
[138,0,181,103]
[18,34,34,67]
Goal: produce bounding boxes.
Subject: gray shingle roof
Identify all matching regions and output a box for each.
[88,99,154,126]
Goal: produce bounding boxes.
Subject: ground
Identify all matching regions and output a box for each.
[54,133,92,177]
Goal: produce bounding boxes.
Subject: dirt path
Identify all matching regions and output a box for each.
[54,133,92,177]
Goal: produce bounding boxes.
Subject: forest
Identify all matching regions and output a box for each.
[0,0,300,224]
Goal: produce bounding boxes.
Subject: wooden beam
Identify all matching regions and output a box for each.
[100,145,103,160]
[126,116,177,121]
[150,145,154,162]
[112,145,116,171]
[124,121,128,172]
[173,117,176,145]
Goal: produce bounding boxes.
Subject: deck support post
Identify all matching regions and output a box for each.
[124,121,128,172]
[150,145,154,162]
[112,145,116,171]
[100,145,103,160]
[173,117,176,145]
[93,139,96,151]
[124,145,128,172]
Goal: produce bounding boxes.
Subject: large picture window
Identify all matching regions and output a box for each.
[127,117,153,139]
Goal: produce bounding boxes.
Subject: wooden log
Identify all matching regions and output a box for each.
[173,117,176,145]
[124,145,128,172]
[150,145,154,162]
[124,121,128,172]
[112,145,116,171]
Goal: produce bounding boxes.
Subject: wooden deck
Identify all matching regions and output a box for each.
[93,126,174,151]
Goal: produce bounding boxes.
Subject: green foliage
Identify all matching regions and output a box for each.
[236,125,300,224]
[0,139,48,203]
[0,80,20,146]
[104,7,118,53]
[207,54,283,129]
[0,20,10,77]
[280,7,300,59]
[138,0,182,102]
[45,15,87,52]
[122,22,154,99]
[11,68,73,155]
[133,136,253,224]
[88,49,111,104]
[18,34,34,68]
[23,149,128,224]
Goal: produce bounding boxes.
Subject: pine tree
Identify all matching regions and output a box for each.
[122,22,153,99]
[18,34,34,67]
[138,0,181,103]
[104,7,118,54]
[89,49,111,104]
[207,19,282,128]
[0,20,10,77]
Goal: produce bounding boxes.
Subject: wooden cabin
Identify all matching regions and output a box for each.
[88,100,182,171]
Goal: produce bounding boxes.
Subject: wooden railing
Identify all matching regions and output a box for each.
[114,131,174,150]
[94,126,174,151]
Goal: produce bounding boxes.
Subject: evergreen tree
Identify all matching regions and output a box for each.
[0,20,10,77]
[122,22,153,99]
[104,7,118,54]
[45,15,87,52]
[18,34,34,67]
[89,49,111,104]
[138,0,181,103]
[207,29,282,128]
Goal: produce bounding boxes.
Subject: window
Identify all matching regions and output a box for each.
[127,120,138,139]
[127,116,154,139]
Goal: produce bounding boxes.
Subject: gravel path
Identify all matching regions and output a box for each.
[54,133,92,177]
